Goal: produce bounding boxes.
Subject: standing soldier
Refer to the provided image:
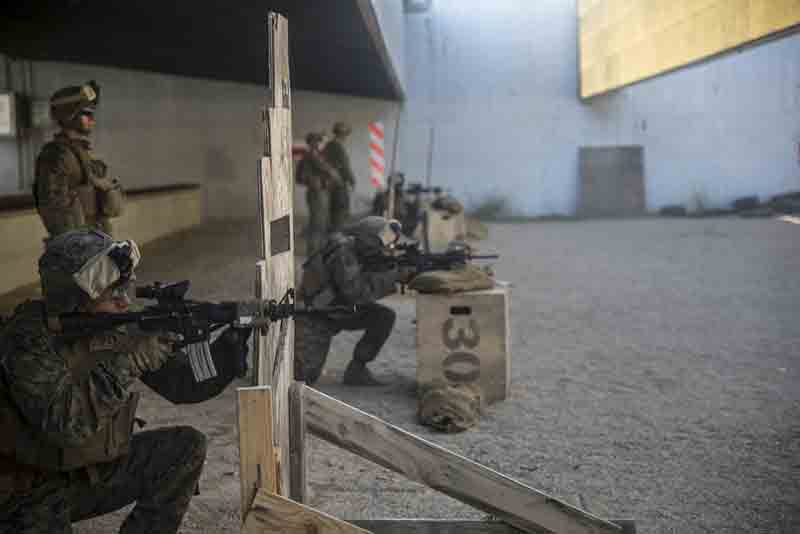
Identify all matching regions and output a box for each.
[296,132,341,255]
[34,81,125,238]
[294,216,413,386]
[323,121,356,231]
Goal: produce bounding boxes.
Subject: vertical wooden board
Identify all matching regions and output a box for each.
[289,381,307,503]
[237,386,276,521]
[267,107,295,495]
[254,9,295,499]
[269,13,291,109]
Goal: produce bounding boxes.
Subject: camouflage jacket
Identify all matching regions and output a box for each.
[322,140,355,188]
[296,150,341,192]
[300,233,399,308]
[0,301,241,474]
[34,133,124,237]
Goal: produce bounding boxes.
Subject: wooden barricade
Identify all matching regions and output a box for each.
[237,11,635,534]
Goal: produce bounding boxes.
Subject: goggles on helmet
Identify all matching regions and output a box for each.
[73,240,141,300]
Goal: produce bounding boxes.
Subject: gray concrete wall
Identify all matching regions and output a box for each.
[370,0,407,91]
[0,59,399,219]
[399,0,800,215]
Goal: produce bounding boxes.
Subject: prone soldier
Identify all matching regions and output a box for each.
[0,230,250,534]
[294,216,413,386]
[296,132,341,255]
[34,81,125,238]
[323,122,356,231]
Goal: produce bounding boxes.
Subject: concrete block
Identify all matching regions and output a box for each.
[416,284,511,404]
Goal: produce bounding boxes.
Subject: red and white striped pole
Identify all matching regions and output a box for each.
[368,121,386,189]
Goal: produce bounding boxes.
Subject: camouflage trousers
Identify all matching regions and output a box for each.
[306,188,330,256]
[294,302,396,384]
[329,185,350,232]
[0,426,206,534]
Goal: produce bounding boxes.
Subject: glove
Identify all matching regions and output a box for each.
[217,327,253,378]
[127,332,176,375]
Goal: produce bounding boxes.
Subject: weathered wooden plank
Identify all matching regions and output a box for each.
[304,387,622,534]
[242,490,373,534]
[268,13,291,109]
[255,13,296,498]
[289,381,307,503]
[350,519,524,534]
[351,519,636,534]
[237,386,276,521]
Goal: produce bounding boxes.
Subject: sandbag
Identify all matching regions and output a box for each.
[418,380,482,433]
[408,265,494,294]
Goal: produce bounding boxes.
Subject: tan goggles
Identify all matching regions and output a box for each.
[73,240,141,299]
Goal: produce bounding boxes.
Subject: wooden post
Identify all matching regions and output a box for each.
[288,381,307,503]
[237,386,276,520]
[254,11,295,496]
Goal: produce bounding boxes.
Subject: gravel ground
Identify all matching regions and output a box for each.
[74,216,800,534]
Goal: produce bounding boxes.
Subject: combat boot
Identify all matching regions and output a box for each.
[342,361,386,386]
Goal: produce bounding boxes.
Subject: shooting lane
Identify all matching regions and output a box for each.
[237,14,635,534]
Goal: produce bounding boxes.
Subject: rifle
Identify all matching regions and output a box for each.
[365,242,499,293]
[392,242,498,273]
[54,281,353,381]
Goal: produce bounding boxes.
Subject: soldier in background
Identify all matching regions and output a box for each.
[323,121,357,231]
[294,216,413,386]
[34,81,125,238]
[0,230,250,534]
[372,172,407,222]
[296,132,341,255]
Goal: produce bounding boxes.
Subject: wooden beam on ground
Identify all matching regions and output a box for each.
[351,520,636,534]
[254,11,295,496]
[242,490,373,534]
[237,386,276,520]
[305,387,624,534]
[350,519,524,533]
[289,381,307,503]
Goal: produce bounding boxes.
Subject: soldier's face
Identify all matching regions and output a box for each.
[78,110,96,134]
[84,284,130,314]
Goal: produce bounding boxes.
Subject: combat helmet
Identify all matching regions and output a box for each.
[332,121,351,136]
[49,80,100,127]
[305,132,324,146]
[343,216,403,251]
[39,229,141,314]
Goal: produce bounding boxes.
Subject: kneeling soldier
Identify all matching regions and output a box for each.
[295,216,411,386]
[0,229,250,534]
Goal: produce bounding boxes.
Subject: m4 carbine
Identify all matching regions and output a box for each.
[54,281,352,381]
[391,242,499,273]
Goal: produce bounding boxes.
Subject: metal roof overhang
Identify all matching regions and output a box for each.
[0,0,404,101]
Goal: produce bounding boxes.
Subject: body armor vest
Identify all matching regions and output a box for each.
[0,302,139,474]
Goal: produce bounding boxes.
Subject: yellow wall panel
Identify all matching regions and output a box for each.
[580,0,800,98]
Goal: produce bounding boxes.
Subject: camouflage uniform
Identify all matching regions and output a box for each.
[33,81,124,238]
[295,217,403,385]
[0,231,249,534]
[323,124,356,231]
[297,134,341,255]
[34,134,123,237]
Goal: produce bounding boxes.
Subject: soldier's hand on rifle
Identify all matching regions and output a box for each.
[127,333,177,376]
[217,326,253,379]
